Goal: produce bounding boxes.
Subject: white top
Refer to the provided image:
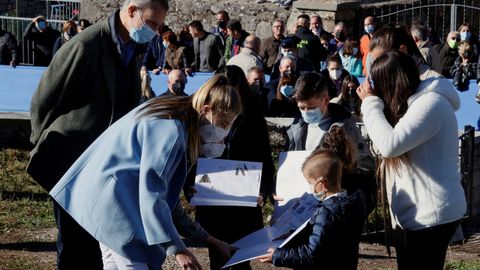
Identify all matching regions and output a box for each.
[305,124,325,150]
[361,77,466,230]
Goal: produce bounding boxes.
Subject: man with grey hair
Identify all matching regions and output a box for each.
[411,24,433,67]
[310,15,332,39]
[27,1,199,269]
[227,35,263,77]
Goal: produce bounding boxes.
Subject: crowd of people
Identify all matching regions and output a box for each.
[1,0,472,269]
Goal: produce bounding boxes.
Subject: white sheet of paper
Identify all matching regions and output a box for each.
[190,158,262,207]
[273,150,312,218]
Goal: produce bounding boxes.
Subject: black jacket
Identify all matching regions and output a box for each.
[273,191,367,270]
[295,27,326,72]
[431,42,459,78]
[23,22,60,66]
[450,57,478,91]
[0,29,17,65]
[321,69,351,99]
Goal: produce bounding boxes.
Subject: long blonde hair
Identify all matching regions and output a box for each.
[136,74,242,163]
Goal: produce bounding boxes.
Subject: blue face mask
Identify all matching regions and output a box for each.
[301,107,323,124]
[364,25,375,34]
[129,10,157,44]
[280,85,294,98]
[37,21,46,30]
[460,31,472,41]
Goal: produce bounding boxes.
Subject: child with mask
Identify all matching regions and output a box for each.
[321,54,351,98]
[259,140,367,270]
[286,72,375,175]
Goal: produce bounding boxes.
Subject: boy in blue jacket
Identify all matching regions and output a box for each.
[259,149,367,270]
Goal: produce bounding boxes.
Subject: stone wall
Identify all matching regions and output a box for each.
[80,0,365,38]
[81,0,292,39]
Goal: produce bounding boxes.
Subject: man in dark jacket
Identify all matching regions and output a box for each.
[259,150,367,270]
[431,31,460,78]
[260,19,285,74]
[189,20,224,72]
[220,19,249,67]
[294,14,326,72]
[27,1,169,269]
[23,15,60,66]
[141,24,171,75]
[0,28,17,67]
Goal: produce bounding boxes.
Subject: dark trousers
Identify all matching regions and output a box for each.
[196,206,264,270]
[395,220,459,270]
[53,201,103,270]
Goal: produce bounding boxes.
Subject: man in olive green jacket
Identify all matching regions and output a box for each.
[27,1,168,269]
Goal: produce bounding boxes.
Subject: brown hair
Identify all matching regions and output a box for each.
[63,20,76,32]
[302,149,343,186]
[339,75,361,116]
[137,74,242,163]
[370,50,420,170]
[293,72,328,101]
[162,31,178,45]
[320,126,356,173]
[343,37,358,57]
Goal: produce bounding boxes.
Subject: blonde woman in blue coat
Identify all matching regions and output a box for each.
[50,74,242,270]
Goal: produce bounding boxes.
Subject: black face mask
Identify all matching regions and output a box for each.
[335,31,345,41]
[251,81,263,95]
[217,21,227,29]
[172,82,185,95]
[67,28,76,37]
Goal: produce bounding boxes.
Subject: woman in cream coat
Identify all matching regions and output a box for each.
[357,51,466,270]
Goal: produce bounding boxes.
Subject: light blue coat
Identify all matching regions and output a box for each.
[339,51,363,78]
[50,105,188,268]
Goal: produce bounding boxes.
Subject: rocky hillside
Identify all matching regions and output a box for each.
[81,0,292,39]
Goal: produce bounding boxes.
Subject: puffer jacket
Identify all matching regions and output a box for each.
[272,190,367,270]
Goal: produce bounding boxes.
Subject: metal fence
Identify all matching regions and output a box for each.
[362,0,480,41]
[0,0,80,65]
[0,15,66,65]
[46,0,81,21]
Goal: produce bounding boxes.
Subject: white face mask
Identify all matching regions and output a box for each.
[309,179,326,201]
[200,143,226,158]
[329,69,342,80]
[199,124,229,143]
[281,49,294,57]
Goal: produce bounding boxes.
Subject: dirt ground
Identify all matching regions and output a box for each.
[1,228,479,270]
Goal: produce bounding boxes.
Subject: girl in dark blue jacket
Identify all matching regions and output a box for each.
[259,129,367,270]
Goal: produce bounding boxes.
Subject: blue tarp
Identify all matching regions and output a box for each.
[0,65,478,130]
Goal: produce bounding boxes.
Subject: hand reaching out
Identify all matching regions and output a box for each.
[175,249,202,270]
[258,248,275,263]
